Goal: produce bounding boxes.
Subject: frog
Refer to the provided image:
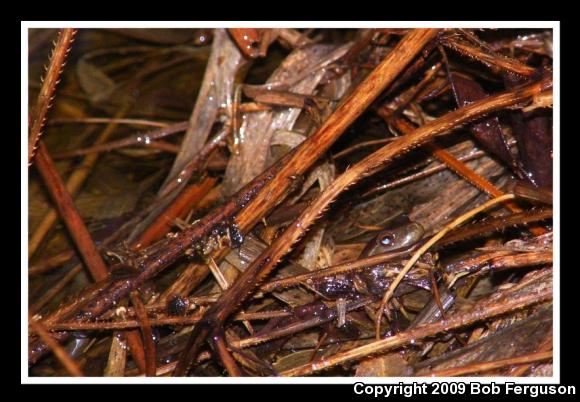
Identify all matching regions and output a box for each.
[355,220,427,296]
[313,219,428,299]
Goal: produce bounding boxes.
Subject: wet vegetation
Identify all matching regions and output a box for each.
[27,27,553,377]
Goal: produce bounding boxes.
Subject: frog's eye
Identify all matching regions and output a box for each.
[379,233,395,246]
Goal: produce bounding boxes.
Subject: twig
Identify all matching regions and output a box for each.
[134,177,217,249]
[34,141,149,373]
[130,292,157,376]
[34,142,109,281]
[437,208,552,249]
[29,106,131,258]
[425,351,552,377]
[49,117,171,127]
[29,249,75,276]
[281,287,551,376]
[440,31,536,77]
[362,145,511,197]
[29,317,84,377]
[390,116,524,213]
[48,309,290,331]
[28,29,77,165]
[230,298,372,349]
[260,246,418,293]
[444,251,552,286]
[52,121,188,159]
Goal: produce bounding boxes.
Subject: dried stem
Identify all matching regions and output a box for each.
[34,142,109,281]
[48,309,292,331]
[28,28,76,165]
[362,144,511,197]
[281,288,551,376]
[230,298,371,349]
[52,121,188,159]
[134,177,217,249]
[29,317,84,377]
[130,292,157,376]
[425,351,552,377]
[29,106,130,258]
[445,250,552,286]
[260,247,418,293]
[389,116,547,237]
[49,117,171,128]
[440,32,537,77]
[29,249,75,276]
[34,141,149,373]
[438,208,552,249]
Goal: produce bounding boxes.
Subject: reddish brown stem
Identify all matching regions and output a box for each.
[362,146,504,197]
[437,208,552,248]
[158,126,229,198]
[35,142,109,281]
[212,330,244,376]
[34,141,148,374]
[130,292,157,376]
[133,177,217,249]
[260,247,417,293]
[440,32,537,77]
[28,28,77,165]
[390,117,523,212]
[49,117,170,127]
[48,309,292,331]
[148,141,180,153]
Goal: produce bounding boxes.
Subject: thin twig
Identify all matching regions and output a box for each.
[52,121,188,159]
[29,106,131,258]
[281,288,551,376]
[425,351,552,377]
[35,142,109,281]
[49,117,172,127]
[29,317,84,377]
[130,292,157,377]
[28,29,77,165]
